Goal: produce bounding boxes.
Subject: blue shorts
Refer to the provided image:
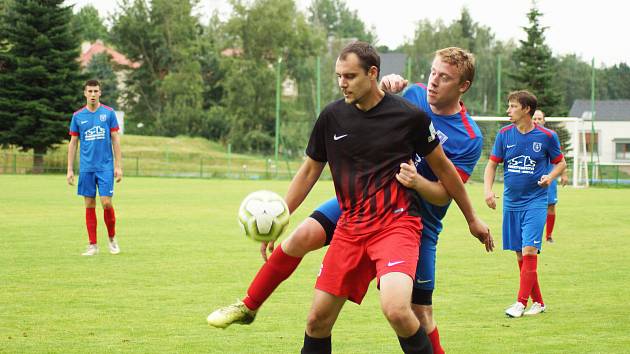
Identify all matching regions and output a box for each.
[78,171,114,198]
[310,197,342,245]
[547,179,558,205]
[414,231,438,291]
[502,208,546,251]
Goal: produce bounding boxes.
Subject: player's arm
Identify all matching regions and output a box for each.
[67,135,78,185]
[285,157,326,214]
[424,145,494,251]
[559,162,569,186]
[483,160,499,209]
[539,157,567,188]
[396,159,450,206]
[111,131,123,183]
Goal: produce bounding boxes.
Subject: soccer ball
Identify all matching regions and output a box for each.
[238,190,290,242]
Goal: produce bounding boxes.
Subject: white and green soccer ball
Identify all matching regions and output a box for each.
[238,190,290,242]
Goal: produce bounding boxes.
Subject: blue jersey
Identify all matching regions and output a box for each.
[403,84,483,237]
[490,124,563,210]
[69,104,119,172]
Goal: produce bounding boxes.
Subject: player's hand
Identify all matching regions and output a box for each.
[560,173,569,186]
[66,170,74,185]
[537,174,551,188]
[115,167,123,183]
[468,217,494,252]
[395,159,418,189]
[260,240,275,262]
[379,74,408,94]
[484,191,497,209]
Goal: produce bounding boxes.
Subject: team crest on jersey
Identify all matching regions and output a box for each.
[100,114,107,122]
[427,122,437,142]
[532,142,542,152]
[436,130,448,144]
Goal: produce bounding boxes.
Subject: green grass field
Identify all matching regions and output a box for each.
[1,175,629,353]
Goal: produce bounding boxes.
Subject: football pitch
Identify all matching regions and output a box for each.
[1,175,629,353]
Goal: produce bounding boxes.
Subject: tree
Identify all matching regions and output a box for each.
[70,4,109,43]
[110,0,204,136]
[0,0,83,172]
[84,52,120,107]
[308,0,375,43]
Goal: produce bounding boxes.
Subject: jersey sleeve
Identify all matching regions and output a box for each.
[110,111,120,132]
[69,114,79,136]
[413,111,439,157]
[305,109,328,162]
[489,131,504,163]
[548,131,564,164]
[450,137,482,182]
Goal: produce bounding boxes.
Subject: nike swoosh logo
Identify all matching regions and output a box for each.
[393,208,405,214]
[387,261,405,267]
[534,240,541,244]
[416,279,431,284]
[333,134,348,141]
[507,144,516,148]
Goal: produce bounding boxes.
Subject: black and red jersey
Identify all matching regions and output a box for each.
[306,92,439,235]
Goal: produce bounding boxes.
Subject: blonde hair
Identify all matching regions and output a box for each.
[434,47,476,85]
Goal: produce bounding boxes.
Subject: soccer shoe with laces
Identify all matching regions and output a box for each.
[207,300,257,328]
[524,302,546,316]
[505,302,526,318]
[81,244,99,256]
[108,239,120,254]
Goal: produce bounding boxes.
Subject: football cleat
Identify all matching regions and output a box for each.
[207,300,257,328]
[524,302,546,316]
[81,244,99,256]
[505,302,526,318]
[108,238,120,255]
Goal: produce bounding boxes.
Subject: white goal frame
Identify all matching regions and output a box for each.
[472,116,588,188]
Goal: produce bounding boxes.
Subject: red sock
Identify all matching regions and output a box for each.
[518,259,543,305]
[103,207,116,238]
[428,327,445,354]
[85,208,97,244]
[546,214,556,239]
[242,245,302,311]
[518,255,539,306]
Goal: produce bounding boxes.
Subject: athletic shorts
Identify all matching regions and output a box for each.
[78,171,114,198]
[414,231,438,292]
[502,208,546,251]
[310,197,341,245]
[315,215,421,304]
[547,179,558,205]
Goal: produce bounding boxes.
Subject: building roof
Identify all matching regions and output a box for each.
[380,52,407,77]
[80,40,140,69]
[569,99,630,121]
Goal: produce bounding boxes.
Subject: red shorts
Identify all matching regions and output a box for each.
[315,215,422,304]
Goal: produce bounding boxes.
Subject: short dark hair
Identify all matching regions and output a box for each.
[84,79,101,89]
[339,41,380,77]
[508,90,537,115]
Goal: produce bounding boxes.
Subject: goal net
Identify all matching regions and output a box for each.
[470,116,589,188]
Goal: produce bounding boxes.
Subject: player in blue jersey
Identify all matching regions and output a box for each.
[208,47,493,353]
[67,79,122,256]
[532,110,569,243]
[484,91,567,318]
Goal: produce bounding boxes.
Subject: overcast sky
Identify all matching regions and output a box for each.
[67,0,627,67]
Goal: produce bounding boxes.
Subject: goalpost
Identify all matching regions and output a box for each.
[471,116,589,188]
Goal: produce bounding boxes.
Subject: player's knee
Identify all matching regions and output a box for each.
[283,219,326,256]
[305,310,334,336]
[381,302,412,328]
[102,201,113,209]
[412,305,433,331]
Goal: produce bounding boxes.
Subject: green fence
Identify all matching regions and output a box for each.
[0,151,333,180]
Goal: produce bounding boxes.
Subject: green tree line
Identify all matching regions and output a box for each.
[1,0,629,170]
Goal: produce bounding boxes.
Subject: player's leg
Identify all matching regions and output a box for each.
[411,235,443,353]
[371,217,432,354]
[546,180,558,242]
[78,172,98,256]
[521,209,547,316]
[503,210,527,317]
[98,171,119,254]
[301,289,346,354]
[207,197,340,328]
